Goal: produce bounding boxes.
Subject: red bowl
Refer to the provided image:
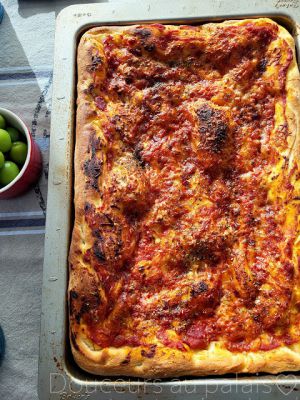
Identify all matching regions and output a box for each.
[0,107,42,199]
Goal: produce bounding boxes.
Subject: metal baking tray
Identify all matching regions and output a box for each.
[38,1,300,398]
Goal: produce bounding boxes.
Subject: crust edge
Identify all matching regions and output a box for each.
[71,339,300,378]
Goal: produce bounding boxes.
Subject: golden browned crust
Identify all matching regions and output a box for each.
[71,338,300,377]
[69,18,300,377]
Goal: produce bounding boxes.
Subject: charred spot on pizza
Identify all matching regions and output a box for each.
[70,290,79,299]
[111,114,124,134]
[91,213,115,229]
[188,230,231,266]
[152,281,222,323]
[70,331,79,350]
[80,301,91,314]
[95,96,107,111]
[257,58,268,73]
[84,134,103,190]
[92,225,122,263]
[197,106,213,122]
[84,202,92,213]
[141,345,157,358]
[87,54,103,72]
[75,314,81,324]
[89,133,102,156]
[125,76,133,84]
[75,293,102,324]
[144,43,156,52]
[120,354,131,365]
[129,47,142,57]
[85,205,136,269]
[134,27,152,39]
[190,243,220,264]
[191,281,209,297]
[84,83,96,96]
[83,157,102,183]
[196,104,228,153]
[69,270,102,324]
[93,240,106,262]
[133,144,146,167]
[134,27,156,54]
[69,293,78,317]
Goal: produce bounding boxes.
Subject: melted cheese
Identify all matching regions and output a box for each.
[70,19,300,355]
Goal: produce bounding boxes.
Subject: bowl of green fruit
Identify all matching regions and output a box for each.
[0,107,42,199]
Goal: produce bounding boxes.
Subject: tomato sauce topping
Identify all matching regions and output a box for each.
[76,21,299,352]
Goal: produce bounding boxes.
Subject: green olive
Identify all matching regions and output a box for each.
[0,161,20,186]
[0,152,4,169]
[10,141,28,165]
[6,127,20,142]
[0,129,12,153]
[0,114,6,130]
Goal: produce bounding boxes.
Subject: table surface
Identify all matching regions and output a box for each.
[0,1,114,398]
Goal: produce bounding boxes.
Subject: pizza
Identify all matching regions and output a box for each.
[69,18,300,377]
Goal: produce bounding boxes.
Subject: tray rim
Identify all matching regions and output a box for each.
[38,1,300,398]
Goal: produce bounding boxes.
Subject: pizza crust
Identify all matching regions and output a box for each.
[70,332,300,377]
[69,18,300,377]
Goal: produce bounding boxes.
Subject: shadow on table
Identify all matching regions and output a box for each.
[0,8,49,212]
[0,8,33,69]
[15,0,109,213]
[18,0,109,18]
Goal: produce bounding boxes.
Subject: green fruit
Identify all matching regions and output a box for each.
[6,127,20,142]
[0,129,12,153]
[0,161,20,186]
[0,115,6,129]
[0,152,4,169]
[10,141,28,165]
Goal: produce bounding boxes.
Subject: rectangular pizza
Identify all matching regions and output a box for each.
[69,18,300,377]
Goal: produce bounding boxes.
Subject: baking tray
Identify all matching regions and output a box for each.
[38,0,300,399]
